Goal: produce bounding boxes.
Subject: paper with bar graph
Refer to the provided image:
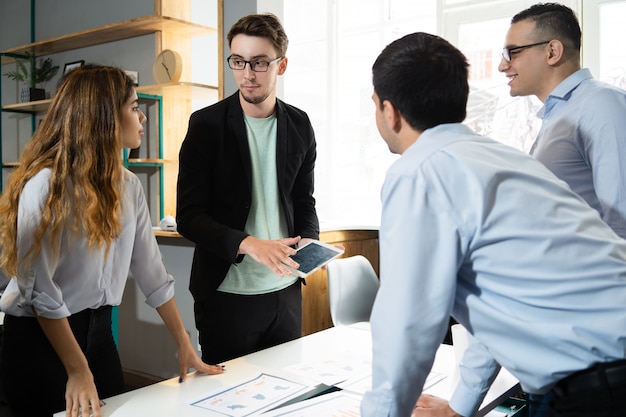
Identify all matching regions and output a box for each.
[191,373,310,417]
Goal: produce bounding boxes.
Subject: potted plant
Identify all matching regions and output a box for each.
[3,51,59,102]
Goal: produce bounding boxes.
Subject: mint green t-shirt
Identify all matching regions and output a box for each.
[218,113,295,294]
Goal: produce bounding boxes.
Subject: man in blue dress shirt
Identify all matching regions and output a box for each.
[360,31,626,417]
[500,4,626,414]
[499,3,626,238]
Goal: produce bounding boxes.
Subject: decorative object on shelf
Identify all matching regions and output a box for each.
[19,87,44,103]
[159,215,177,231]
[124,70,139,86]
[3,51,59,102]
[152,49,182,84]
[63,60,84,75]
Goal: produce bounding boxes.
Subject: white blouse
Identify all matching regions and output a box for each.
[0,168,174,318]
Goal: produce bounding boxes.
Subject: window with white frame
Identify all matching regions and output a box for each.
[582,0,626,88]
[281,0,622,229]
[283,0,436,228]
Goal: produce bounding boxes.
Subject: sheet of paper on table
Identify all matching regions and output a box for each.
[262,391,362,417]
[283,350,447,395]
[190,373,311,417]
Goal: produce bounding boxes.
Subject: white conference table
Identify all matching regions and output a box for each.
[54,323,518,417]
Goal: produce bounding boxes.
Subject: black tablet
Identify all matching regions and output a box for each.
[284,240,344,277]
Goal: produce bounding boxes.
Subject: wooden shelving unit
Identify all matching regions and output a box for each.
[1,4,223,221]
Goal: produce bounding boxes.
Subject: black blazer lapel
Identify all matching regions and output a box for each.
[228,93,253,192]
[275,99,289,197]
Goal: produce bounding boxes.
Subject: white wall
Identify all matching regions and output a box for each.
[119,237,198,378]
[222,0,257,96]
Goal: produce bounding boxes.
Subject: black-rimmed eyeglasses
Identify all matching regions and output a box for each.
[501,41,550,62]
[227,56,283,72]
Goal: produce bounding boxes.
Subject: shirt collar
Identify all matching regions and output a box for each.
[538,68,593,118]
[548,68,592,100]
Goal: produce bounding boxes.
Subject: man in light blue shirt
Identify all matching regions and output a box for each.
[361,31,626,417]
[499,3,626,415]
[499,3,626,238]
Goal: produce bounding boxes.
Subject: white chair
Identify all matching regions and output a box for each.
[327,255,380,326]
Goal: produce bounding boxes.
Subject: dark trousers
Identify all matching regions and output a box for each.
[195,279,303,364]
[0,325,6,407]
[526,392,554,417]
[0,306,125,417]
[527,360,626,417]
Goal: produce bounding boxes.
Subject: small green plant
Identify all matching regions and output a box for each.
[3,51,59,88]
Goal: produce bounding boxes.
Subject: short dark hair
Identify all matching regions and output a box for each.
[512,3,581,54]
[227,13,289,57]
[372,32,469,132]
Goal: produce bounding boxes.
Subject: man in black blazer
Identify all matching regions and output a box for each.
[177,13,319,364]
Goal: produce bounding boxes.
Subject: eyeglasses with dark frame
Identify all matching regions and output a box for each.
[501,41,550,62]
[227,55,283,72]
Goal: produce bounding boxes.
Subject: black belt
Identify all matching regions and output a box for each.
[553,359,626,397]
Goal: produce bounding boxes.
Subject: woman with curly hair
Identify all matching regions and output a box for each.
[0,64,223,417]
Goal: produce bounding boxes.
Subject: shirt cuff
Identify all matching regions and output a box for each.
[30,291,71,319]
[144,274,175,308]
[449,384,484,417]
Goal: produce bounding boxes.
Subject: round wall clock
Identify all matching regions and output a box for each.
[152,49,183,84]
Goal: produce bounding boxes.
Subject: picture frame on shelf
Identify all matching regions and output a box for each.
[63,60,85,75]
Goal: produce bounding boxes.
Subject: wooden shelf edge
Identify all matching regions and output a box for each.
[4,159,176,167]
[136,82,219,99]
[153,229,182,238]
[1,99,52,113]
[2,82,218,112]
[127,158,172,164]
[139,81,219,90]
[1,16,217,64]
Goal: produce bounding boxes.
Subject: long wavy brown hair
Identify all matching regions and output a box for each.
[0,65,135,277]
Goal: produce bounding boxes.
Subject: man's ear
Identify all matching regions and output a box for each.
[382,99,402,133]
[277,57,288,75]
[546,39,565,65]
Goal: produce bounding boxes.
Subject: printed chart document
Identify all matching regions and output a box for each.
[285,351,371,386]
[284,350,446,395]
[191,373,310,417]
[262,391,362,417]
[338,370,446,396]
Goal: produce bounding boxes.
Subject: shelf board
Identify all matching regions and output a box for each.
[1,99,51,113]
[153,229,182,238]
[2,83,218,112]
[2,159,175,168]
[137,82,219,101]
[127,158,174,165]
[1,15,217,64]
